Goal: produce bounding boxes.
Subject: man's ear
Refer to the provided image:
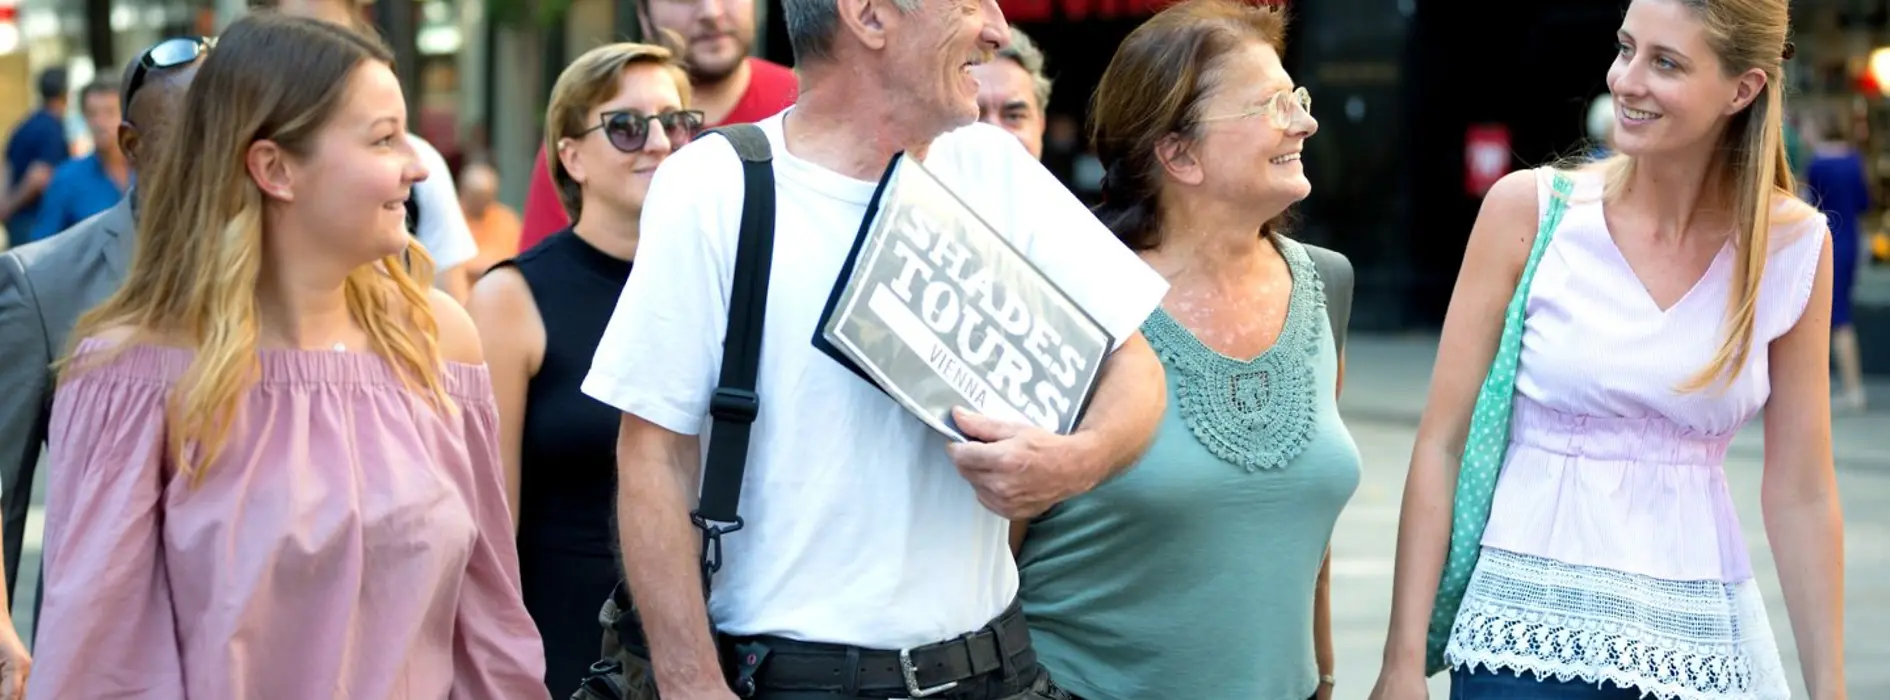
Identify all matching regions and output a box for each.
[117,122,141,171]
[837,0,892,52]
[247,139,295,203]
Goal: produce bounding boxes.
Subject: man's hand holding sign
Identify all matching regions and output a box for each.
[818,154,1166,520]
[947,329,1163,520]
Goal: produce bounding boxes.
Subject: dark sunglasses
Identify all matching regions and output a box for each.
[578,109,705,153]
[123,35,214,121]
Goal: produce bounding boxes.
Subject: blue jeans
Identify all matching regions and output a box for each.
[1450,666,1645,700]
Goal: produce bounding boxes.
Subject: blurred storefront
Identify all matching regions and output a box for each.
[0,0,198,153]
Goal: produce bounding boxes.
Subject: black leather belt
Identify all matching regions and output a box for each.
[720,600,1034,698]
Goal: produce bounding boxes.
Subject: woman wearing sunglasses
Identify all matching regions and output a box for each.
[465,41,701,697]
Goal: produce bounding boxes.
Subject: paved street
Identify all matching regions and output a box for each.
[7,332,1887,699]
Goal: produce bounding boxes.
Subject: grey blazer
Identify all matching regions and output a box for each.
[0,196,133,595]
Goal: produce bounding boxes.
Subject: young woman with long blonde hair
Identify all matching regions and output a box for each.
[28,13,548,698]
[1370,0,1845,698]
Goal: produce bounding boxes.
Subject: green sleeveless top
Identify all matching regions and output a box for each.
[1016,238,1361,700]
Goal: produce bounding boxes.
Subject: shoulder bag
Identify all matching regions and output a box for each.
[1422,169,1573,675]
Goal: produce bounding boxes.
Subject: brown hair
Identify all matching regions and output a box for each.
[545,39,693,222]
[1089,0,1289,251]
[1598,0,1801,392]
[65,11,451,485]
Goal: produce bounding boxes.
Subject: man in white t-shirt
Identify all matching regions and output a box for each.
[580,1,1170,699]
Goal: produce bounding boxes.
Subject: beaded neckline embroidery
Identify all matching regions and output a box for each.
[1141,238,1326,473]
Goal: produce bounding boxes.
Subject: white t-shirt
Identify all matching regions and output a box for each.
[407,133,477,273]
[581,111,1168,649]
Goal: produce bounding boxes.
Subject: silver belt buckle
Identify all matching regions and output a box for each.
[898,647,959,698]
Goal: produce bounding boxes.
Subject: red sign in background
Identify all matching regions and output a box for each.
[1003,0,1284,22]
[1464,124,1512,197]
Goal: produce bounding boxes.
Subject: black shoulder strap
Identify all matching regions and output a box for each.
[691,123,775,589]
[1302,243,1354,356]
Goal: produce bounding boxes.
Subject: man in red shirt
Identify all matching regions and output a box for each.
[517,0,797,250]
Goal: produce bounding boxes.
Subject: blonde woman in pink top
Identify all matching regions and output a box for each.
[1371,1,1844,699]
[27,13,548,699]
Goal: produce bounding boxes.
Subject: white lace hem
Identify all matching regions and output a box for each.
[1445,548,1790,700]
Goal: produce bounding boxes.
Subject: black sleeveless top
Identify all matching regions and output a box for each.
[495,228,632,556]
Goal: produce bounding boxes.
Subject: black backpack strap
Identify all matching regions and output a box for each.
[1302,243,1354,356]
[690,123,775,592]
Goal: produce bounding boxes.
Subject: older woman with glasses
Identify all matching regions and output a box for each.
[464,41,701,697]
[1011,2,1358,700]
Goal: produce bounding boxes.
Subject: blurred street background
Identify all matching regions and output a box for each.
[0,0,1887,361]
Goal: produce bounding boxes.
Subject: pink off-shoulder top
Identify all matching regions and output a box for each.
[27,336,550,699]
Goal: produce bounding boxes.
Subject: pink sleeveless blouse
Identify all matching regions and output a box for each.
[1444,168,1828,700]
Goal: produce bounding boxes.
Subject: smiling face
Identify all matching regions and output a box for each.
[558,62,690,222]
[266,60,427,266]
[1176,41,1316,211]
[879,0,1009,137]
[1606,0,1767,159]
[971,58,1044,158]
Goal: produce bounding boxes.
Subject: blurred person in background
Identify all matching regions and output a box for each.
[517,0,798,250]
[251,0,482,302]
[467,41,698,697]
[972,24,1051,159]
[1804,112,1870,413]
[29,80,130,241]
[459,160,522,278]
[1012,3,1354,699]
[0,36,210,647]
[1,68,72,246]
[26,15,546,698]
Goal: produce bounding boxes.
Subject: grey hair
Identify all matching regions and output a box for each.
[784,0,923,64]
[996,24,1053,110]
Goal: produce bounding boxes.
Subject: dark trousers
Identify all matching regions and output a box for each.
[746,665,1067,700]
[1450,666,1646,699]
[726,600,1047,700]
[2,451,33,602]
[1055,683,1316,700]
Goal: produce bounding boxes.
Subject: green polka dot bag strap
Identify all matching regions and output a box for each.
[1422,169,1575,676]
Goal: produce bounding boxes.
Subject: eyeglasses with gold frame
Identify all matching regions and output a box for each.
[1196,86,1312,130]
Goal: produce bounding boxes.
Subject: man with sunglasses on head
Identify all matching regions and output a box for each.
[515,0,798,252]
[0,38,209,691]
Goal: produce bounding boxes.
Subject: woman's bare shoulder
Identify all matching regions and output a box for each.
[426,287,485,366]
